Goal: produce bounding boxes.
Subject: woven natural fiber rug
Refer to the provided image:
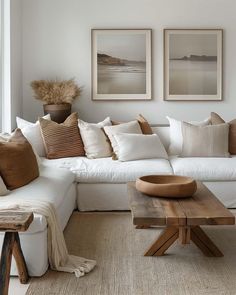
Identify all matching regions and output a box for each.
[27,212,236,295]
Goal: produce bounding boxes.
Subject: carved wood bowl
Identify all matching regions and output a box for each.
[135,175,197,198]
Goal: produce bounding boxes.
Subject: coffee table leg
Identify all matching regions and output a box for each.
[145,227,179,256]
[191,226,223,257]
[0,232,15,295]
[13,233,29,284]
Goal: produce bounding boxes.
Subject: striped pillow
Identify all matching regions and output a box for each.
[39,112,85,159]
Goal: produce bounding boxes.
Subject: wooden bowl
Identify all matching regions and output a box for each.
[135,175,197,198]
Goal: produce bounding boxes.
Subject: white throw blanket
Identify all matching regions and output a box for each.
[0,199,96,277]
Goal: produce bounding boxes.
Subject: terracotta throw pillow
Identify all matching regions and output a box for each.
[111,114,153,135]
[40,112,85,159]
[137,114,153,134]
[0,129,39,190]
[211,112,236,154]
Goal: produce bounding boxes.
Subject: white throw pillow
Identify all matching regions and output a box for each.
[114,133,168,162]
[0,176,9,196]
[166,116,211,155]
[104,120,142,154]
[16,114,50,157]
[78,117,112,159]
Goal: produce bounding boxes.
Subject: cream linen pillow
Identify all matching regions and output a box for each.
[104,120,142,154]
[78,117,112,159]
[0,177,9,196]
[166,116,211,155]
[16,114,51,157]
[114,133,168,162]
[181,122,230,157]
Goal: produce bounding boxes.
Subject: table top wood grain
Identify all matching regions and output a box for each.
[128,182,235,226]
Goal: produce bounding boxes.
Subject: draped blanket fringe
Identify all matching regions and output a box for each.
[0,200,96,277]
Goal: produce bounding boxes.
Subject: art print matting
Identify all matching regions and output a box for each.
[164,29,223,101]
[91,29,152,100]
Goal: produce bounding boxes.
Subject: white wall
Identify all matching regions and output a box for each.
[22,0,236,124]
[10,0,22,128]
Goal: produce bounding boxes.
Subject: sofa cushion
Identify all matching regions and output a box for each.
[170,156,236,181]
[41,156,173,183]
[4,165,75,207]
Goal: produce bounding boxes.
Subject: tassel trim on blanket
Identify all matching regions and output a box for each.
[0,200,96,277]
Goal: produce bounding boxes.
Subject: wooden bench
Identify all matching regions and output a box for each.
[0,212,33,295]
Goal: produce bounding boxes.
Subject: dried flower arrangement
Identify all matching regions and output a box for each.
[31,79,81,105]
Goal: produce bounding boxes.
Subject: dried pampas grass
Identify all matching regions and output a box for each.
[31,79,81,105]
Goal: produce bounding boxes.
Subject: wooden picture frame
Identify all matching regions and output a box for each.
[164,29,223,101]
[91,29,152,101]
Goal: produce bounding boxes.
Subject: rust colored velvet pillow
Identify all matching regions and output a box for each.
[111,114,153,135]
[0,129,39,190]
[211,112,236,154]
[39,112,85,159]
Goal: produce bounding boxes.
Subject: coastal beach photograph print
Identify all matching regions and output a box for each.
[92,29,152,100]
[164,29,223,101]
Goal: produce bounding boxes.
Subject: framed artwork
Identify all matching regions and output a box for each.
[164,29,223,101]
[91,29,152,100]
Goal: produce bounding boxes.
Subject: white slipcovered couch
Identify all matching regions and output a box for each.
[1,125,236,277]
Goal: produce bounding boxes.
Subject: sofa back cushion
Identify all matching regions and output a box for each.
[211,112,236,155]
[40,112,85,159]
[0,129,39,190]
[181,122,230,158]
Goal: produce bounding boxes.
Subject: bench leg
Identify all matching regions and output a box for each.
[13,233,29,284]
[0,232,15,295]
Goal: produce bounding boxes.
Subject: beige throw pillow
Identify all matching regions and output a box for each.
[40,113,85,159]
[181,122,230,158]
[78,117,112,159]
[211,112,236,155]
[166,116,211,155]
[104,120,142,155]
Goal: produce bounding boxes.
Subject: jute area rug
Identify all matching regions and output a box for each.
[27,212,236,295]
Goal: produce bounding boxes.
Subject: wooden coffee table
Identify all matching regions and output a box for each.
[128,182,235,257]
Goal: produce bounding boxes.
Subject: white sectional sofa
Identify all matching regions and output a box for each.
[42,126,236,211]
[1,125,236,277]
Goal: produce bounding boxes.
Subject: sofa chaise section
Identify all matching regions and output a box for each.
[0,166,76,276]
